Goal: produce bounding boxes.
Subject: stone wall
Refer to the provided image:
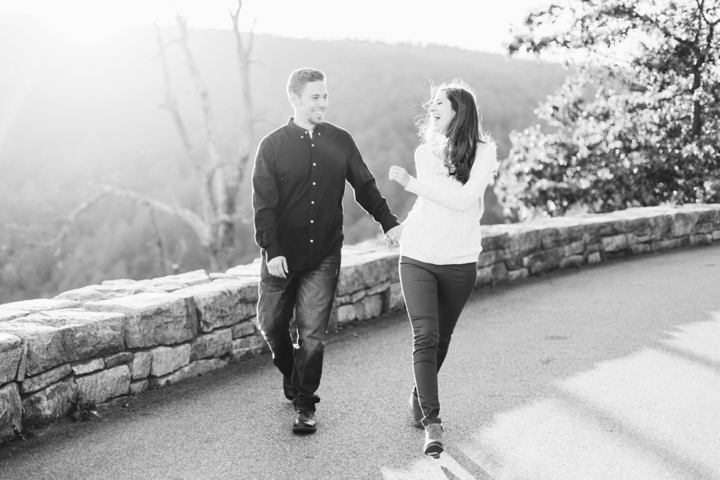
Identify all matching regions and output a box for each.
[1,204,719,443]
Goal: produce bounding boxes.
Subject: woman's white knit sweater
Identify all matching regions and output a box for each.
[400,142,497,265]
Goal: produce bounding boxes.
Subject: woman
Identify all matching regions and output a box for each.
[387,80,497,458]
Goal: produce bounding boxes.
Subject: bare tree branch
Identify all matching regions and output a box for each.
[230,0,256,189]
[154,23,203,173]
[1,191,111,259]
[155,21,217,239]
[248,18,257,56]
[174,14,238,265]
[174,16,224,175]
[99,183,209,245]
[1,182,213,271]
[155,23,203,174]
[146,205,172,275]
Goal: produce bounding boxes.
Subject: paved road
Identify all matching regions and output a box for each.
[1,246,719,480]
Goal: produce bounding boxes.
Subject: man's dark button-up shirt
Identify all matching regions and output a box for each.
[252,118,399,272]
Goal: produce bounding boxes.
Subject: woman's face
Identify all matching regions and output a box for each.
[429,90,455,135]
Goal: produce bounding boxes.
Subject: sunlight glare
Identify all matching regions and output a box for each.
[2,1,177,51]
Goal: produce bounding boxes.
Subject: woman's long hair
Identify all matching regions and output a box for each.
[417,79,492,185]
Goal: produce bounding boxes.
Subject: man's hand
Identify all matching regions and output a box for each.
[385,224,404,250]
[267,256,289,278]
[389,166,411,188]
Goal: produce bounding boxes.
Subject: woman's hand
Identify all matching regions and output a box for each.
[385,224,404,250]
[389,166,411,188]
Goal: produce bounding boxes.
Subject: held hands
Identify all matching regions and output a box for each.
[267,256,288,278]
[389,166,411,188]
[385,224,404,250]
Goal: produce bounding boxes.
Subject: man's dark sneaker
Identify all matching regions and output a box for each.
[292,410,317,434]
[283,375,296,401]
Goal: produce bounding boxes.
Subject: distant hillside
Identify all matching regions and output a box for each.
[0,15,567,302]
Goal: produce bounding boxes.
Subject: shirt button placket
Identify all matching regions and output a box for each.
[309,132,316,257]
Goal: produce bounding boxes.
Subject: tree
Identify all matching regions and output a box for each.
[497,0,720,220]
[153,1,257,271]
[0,1,257,273]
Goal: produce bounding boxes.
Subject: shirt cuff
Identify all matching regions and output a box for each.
[405,177,425,197]
[264,245,284,262]
[381,217,401,234]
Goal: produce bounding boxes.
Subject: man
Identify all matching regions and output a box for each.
[252,68,401,434]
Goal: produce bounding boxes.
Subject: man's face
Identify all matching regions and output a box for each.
[291,80,328,126]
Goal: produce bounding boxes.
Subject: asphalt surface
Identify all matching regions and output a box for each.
[1,245,719,480]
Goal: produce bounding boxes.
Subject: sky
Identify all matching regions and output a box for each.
[0,0,553,54]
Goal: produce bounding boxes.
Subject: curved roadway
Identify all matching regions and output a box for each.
[1,245,719,480]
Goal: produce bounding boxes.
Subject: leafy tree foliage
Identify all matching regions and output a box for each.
[498,0,720,220]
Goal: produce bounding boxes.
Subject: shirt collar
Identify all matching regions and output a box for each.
[286,117,325,138]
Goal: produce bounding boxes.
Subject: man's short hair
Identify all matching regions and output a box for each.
[287,68,326,96]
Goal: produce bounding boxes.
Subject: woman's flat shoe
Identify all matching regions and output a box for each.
[423,424,444,458]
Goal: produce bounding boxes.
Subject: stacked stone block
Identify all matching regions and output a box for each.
[1,204,719,444]
[0,270,262,443]
[333,245,405,329]
[473,205,720,286]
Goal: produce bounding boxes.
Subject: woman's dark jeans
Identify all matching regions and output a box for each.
[257,251,341,413]
[399,256,477,426]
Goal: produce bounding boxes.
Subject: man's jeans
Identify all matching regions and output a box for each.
[257,251,341,412]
